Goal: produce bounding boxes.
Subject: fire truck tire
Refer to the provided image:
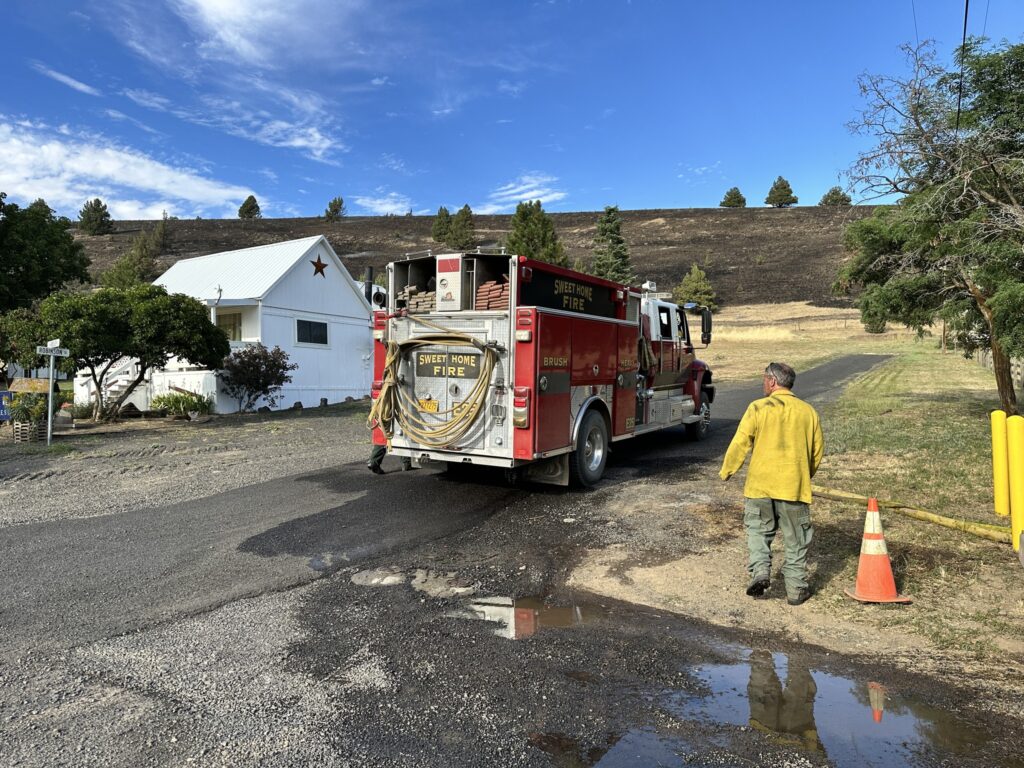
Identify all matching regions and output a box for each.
[686,401,711,441]
[570,410,609,487]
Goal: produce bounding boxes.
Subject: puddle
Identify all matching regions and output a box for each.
[530,728,692,768]
[666,649,1020,767]
[449,596,609,639]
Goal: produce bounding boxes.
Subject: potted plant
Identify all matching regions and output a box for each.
[9,392,48,443]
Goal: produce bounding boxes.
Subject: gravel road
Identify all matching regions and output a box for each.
[2,357,1019,768]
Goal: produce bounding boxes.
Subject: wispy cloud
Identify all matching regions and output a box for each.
[30,61,102,96]
[0,118,253,219]
[259,167,278,182]
[104,109,162,136]
[476,172,567,214]
[124,88,173,110]
[498,80,525,97]
[371,76,392,86]
[676,160,724,185]
[353,188,413,215]
[378,153,407,173]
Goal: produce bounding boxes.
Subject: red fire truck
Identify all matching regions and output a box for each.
[368,251,713,486]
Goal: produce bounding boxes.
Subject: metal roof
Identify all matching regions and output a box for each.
[154,235,328,302]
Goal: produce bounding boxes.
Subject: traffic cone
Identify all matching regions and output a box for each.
[867,682,886,723]
[845,498,911,604]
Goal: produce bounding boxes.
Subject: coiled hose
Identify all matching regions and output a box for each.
[367,314,502,449]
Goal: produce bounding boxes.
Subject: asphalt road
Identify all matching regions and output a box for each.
[8,353,1016,768]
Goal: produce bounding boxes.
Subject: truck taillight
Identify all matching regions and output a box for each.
[512,386,530,429]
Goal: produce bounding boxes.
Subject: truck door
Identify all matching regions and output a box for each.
[614,324,638,436]
[535,313,572,453]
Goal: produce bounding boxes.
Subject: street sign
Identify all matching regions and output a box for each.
[0,391,11,422]
[47,338,61,348]
[36,346,70,357]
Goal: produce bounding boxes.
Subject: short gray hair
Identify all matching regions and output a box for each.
[765,362,796,388]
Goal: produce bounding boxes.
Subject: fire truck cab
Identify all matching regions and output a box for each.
[369,251,713,486]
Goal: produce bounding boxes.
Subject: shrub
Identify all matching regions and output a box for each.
[69,402,94,420]
[151,391,215,417]
[9,392,49,423]
[219,343,297,412]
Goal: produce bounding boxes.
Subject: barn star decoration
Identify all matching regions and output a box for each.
[311,255,328,277]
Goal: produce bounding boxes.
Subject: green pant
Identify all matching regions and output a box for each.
[744,498,813,599]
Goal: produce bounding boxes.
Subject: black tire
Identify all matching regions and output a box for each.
[569,410,609,487]
[685,400,711,441]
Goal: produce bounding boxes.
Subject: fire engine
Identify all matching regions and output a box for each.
[368,251,714,486]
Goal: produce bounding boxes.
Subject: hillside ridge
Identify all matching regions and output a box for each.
[75,206,876,307]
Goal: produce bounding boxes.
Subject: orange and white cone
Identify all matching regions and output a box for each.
[845,498,911,604]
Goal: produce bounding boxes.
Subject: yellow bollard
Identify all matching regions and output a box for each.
[1007,415,1024,553]
[991,410,1010,517]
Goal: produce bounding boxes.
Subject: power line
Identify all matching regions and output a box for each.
[955,0,970,133]
[982,0,991,37]
[911,0,920,46]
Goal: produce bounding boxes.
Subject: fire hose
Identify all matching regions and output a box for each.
[367,314,502,448]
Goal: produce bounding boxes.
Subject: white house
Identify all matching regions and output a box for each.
[75,235,374,413]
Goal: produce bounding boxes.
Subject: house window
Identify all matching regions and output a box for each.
[217,313,242,341]
[297,319,328,345]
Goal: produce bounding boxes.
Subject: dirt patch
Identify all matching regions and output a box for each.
[570,473,1024,718]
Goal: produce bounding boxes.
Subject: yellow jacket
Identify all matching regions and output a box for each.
[719,390,823,504]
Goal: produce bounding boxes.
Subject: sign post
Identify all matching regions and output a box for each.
[35,340,70,446]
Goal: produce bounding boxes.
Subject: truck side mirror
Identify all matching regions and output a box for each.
[701,307,712,345]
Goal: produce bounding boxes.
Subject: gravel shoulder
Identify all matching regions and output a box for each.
[0,402,372,527]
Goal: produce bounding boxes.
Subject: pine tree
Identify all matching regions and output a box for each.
[719,187,746,208]
[590,205,634,283]
[100,217,166,289]
[446,205,476,250]
[78,198,114,235]
[238,195,262,219]
[672,264,718,312]
[431,206,452,243]
[765,176,798,207]
[505,200,567,267]
[818,186,852,206]
[324,196,346,221]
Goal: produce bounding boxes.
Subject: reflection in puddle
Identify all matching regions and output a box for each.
[449,596,608,639]
[667,650,1019,767]
[530,728,691,768]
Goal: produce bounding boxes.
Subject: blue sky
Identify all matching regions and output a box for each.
[2,1,1022,219]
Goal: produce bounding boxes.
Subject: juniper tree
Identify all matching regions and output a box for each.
[818,186,852,206]
[765,177,798,207]
[590,205,634,283]
[719,187,746,208]
[672,264,718,312]
[837,40,1024,413]
[238,195,262,219]
[505,200,567,267]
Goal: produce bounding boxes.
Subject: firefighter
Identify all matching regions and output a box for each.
[719,362,824,606]
[367,444,412,474]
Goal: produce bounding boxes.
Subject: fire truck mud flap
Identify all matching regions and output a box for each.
[523,454,570,486]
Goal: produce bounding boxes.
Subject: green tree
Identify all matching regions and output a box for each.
[100,216,167,289]
[238,195,262,219]
[505,200,567,267]
[719,187,747,208]
[219,343,297,412]
[819,186,852,206]
[0,193,90,312]
[78,197,114,235]
[764,176,798,207]
[446,204,476,250]
[37,285,229,419]
[672,264,718,312]
[590,205,634,283]
[431,206,452,243]
[0,308,44,385]
[324,196,346,221]
[839,40,1024,413]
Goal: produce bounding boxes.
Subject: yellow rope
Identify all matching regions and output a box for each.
[367,314,501,449]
